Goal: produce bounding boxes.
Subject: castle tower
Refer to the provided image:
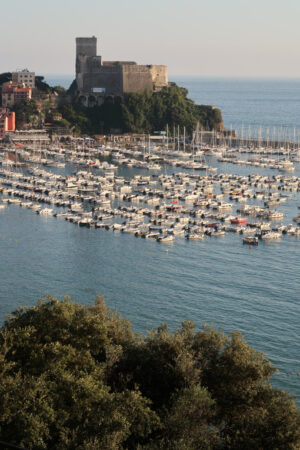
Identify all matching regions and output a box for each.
[76,37,97,58]
[76,36,102,91]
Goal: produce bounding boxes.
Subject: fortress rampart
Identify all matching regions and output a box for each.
[75,37,168,106]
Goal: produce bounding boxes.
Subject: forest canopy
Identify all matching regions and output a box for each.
[0,297,299,450]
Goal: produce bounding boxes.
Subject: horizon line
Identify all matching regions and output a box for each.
[41,73,300,80]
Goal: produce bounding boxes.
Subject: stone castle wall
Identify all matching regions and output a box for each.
[76,55,102,90]
[75,37,168,106]
[122,65,153,93]
[149,65,168,90]
[86,66,123,97]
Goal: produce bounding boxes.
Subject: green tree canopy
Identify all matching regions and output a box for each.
[35,76,53,94]
[12,99,40,128]
[53,85,67,95]
[121,86,223,134]
[0,297,299,449]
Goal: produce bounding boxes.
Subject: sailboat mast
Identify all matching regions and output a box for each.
[166,124,169,150]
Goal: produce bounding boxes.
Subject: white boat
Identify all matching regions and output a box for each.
[186,233,204,240]
[267,211,284,220]
[70,202,83,212]
[261,232,282,241]
[157,235,174,243]
[148,164,161,171]
[29,204,42,210]
[39,208,53,216]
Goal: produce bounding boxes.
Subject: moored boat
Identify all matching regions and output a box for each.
[242,236,258,245]
[231,217,248,225]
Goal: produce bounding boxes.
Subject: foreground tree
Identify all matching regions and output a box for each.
[0,297,299,449]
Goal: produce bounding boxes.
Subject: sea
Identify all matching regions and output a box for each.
[1,76,299,400]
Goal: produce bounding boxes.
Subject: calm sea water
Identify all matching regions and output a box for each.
[1,76,300,399]
[174,77,300,140]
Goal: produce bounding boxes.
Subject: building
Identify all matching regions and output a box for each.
[0,108,15,139]
[0,115,7,139]
[75,36,168,106]
[1,81,32,107]
[4,129,50,144]
[12,70,35,88]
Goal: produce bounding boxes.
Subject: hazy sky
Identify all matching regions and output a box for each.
[1,0,300,77]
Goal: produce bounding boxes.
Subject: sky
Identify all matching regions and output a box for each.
[1,0,300,78]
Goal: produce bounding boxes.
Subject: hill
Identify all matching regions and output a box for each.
[59,84,223,135]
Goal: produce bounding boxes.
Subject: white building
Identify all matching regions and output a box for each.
[12,70,35,88]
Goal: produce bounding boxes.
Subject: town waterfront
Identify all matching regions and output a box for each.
[1,77,300,400]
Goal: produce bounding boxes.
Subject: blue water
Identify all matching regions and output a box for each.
[1,76,300,399]
[174,77,300,139]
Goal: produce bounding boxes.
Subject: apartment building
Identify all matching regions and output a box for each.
[1,81,32,107]
[12,69,35,88]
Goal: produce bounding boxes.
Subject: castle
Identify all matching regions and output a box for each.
[75,37,168,106]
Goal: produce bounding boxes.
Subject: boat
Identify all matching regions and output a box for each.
[211,230,226,237]
[267,211,284,220]
[157,235,174,243]
[186,233,204,240]
[261,232,282,241]
[242,237,258,245]
[231,217,248,225]
[39,208,53,216]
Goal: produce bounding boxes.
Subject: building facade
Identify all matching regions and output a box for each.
[12,70,35,88]
[0,108,15,139]
[1,82,32,107]
[75,37,168,106]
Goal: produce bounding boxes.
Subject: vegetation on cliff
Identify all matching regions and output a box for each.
[121,86,223,134]
[12,99,41,128]
[35,76,67,96]
[0,297,299,450]
[58,85,223,135]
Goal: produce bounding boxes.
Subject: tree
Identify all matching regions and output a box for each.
[0,72,12,87]
[53,86,67,96]
[12,100,40,128]
[0,297,299,449]
[35,76,53,94]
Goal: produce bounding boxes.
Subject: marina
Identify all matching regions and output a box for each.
[1,138,300,246]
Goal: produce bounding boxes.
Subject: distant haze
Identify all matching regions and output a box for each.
[1,0,300,78]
